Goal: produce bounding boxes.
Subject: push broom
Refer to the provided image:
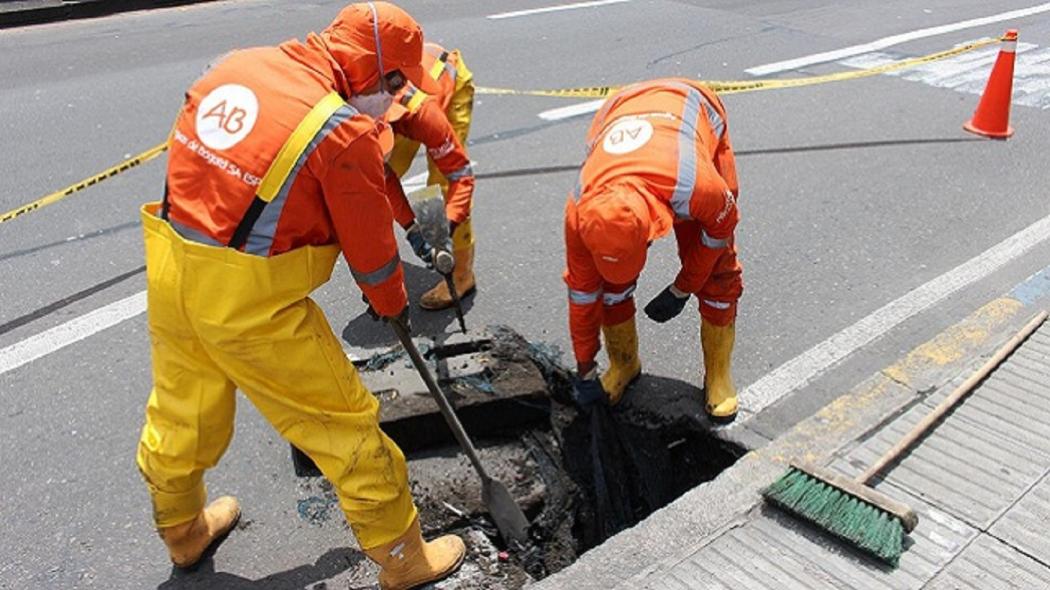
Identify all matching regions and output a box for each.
[763,310,1048,566]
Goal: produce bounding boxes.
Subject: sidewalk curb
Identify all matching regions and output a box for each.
[532,265,1050,590]
[0,0,218,29]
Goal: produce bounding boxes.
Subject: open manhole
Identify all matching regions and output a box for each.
[291,325,744,588]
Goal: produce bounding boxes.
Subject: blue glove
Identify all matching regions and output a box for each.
[572,374,607,407]
[644,284,690,323]
[405,223,434,268]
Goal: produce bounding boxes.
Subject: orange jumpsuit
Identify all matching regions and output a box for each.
[564,78,742,366]
[384,44,475,227]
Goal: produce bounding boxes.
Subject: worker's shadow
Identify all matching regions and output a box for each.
[340,262,476,348]
[157,547,365,589]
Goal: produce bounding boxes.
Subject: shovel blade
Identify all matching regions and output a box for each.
[481,478,531,546]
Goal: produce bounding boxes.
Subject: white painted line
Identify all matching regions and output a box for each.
[0,291,146,376]
[488,0,629,20]
[746,2,1050,76]
[740,212,1050,417]
[538,99,605,121]
[840,42,1050,109]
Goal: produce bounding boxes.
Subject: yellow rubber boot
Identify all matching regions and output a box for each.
[420,220,476,311]
[600,318,642,405]
[364,517,466,590]
[158,496,240,568]
[701,319,738,423]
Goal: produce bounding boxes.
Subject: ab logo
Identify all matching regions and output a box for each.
[196,84,259,150]
[602,118,653,155]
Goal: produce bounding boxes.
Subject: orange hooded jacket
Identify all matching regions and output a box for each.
[162,4,435,317]
[383,43,475,227]
[564,78,741,365]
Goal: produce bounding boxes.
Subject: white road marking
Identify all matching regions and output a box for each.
[538,99,605,121]
[0,291,146,376]
[745,2,1050,76]
[740,211,1050,418]
[488,0,629,20]
[840,42,1050,109]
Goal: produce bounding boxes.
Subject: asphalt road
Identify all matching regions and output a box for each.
[3,0,1050,587]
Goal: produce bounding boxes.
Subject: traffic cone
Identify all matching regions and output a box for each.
[963,29,1018,139]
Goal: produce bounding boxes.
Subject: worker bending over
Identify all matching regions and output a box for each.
[383,43,477,310]
[136,4,464,588]
[563,78,742,423]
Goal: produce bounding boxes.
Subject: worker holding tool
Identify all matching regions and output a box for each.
[136,4,464,589]
[382,42,477,310]
[564,78,742,423]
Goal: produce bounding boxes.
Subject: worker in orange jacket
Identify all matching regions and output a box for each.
[383,43,477,310]
[563,79,742,423]
[136,4,464,588]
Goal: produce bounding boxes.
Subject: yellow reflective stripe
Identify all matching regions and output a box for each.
[257,92,346,203]
[406,89,428,112]
[429,57,447,80]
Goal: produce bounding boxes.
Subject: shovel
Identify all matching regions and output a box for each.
[388,317,531,547]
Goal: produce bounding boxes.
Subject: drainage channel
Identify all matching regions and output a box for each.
[292,325,745,588]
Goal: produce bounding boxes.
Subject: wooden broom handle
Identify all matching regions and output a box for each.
[858,310,1048,484]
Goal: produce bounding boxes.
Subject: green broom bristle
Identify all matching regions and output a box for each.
[762,467,904,566]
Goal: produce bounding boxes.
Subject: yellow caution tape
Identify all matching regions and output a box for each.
[476,37,1003,99]
[1,142,169,225]
[0,37,1003,227]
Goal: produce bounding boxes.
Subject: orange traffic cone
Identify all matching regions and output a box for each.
[963,29,1018,139]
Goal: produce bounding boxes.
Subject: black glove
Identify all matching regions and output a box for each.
[362,294,412,333]
[571,371,607,407]
[405,223,434,268]
[644,285,690,323]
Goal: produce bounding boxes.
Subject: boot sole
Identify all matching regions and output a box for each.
[705,410,738,425]
[418,285,477,311]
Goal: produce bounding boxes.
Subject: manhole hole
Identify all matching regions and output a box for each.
[292,325,744,588]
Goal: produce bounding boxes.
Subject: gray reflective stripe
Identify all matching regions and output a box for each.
[603,285,636,306]
[243,105,358,256]
[444,61,457,82]
[669,87,702,219]
[169,219,223,247]
[702,299,732,310]
[571,169,584,201]
[704,102,725,138]
[445,163,473,181]
[701,229,729,249]
[569,288,601,305]
[351,253,401,286]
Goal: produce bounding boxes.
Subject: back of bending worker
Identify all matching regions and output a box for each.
[136,4,465,588]
[383,42,477,310]
[563,78,742,423]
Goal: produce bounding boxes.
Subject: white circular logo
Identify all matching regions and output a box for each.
[195,84,259,150]
[602,119,653,155]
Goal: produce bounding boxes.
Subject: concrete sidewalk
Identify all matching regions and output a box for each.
[535,266,1050,589]
[637,319,1050,589]
[0,0,217,28]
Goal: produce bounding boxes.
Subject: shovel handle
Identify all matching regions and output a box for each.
[388,319,489,480]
